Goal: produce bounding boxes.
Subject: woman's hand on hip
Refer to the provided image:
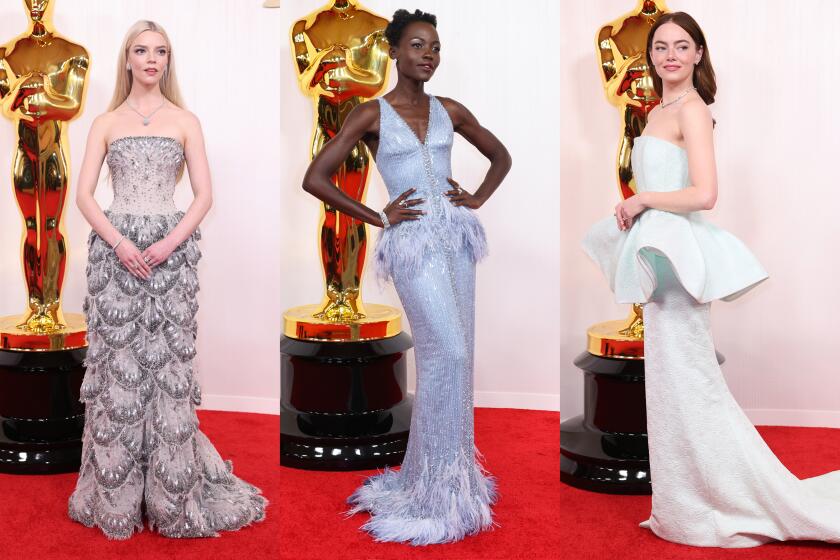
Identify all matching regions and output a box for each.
[445,177,483,209]
[384,188,425,225]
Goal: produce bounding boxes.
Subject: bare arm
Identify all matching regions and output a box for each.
[302,102,422,227]
[615,100,717,229]
[439,97,512,208]
[640,100,717,212]
[141,111,213,264]
[75,114,153,278]
[75,114,123,246]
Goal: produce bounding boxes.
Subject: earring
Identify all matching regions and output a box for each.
[126,63,131,71]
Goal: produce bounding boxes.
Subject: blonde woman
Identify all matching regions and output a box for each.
[67,21,266,539]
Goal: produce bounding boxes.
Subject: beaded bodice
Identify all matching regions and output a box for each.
[107,136,184,215]
[372,94,487,283]
[376,95,454,221]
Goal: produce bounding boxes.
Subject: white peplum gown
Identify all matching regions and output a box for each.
[583,135,840,548]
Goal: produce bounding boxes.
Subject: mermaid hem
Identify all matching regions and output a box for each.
[69,210,267,540]
[346,451,497,546]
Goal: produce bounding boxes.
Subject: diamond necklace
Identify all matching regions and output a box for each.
[125,98,166,126]
[660,86,696,109]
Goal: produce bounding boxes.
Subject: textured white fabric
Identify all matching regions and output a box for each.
[583,135,840,547]
[583,136,768,304]
[642,260,840,547]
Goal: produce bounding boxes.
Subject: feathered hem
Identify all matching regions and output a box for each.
[346,450,497,546]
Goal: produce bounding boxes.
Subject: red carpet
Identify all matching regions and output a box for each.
[559,426,840,560]
[0,408,561,560]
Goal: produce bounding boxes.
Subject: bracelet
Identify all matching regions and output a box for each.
[378,210,390,228]
[112,236,124,251]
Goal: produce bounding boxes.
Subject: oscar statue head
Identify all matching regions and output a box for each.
[23,0,53,25]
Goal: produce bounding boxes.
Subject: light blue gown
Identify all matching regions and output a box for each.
[346,95,496,545]
[584,136,840,547]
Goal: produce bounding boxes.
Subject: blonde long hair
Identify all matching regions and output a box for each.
[108,20,185,111]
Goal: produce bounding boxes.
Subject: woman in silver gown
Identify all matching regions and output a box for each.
[68,21,266,539]
[584,12,840,548]
[302,9,512,546]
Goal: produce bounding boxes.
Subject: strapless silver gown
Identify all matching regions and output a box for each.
[68,136,266,539]
[584,136,840,547]
[346,96,496,545]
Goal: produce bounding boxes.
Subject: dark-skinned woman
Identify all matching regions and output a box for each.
[302,8,512,546]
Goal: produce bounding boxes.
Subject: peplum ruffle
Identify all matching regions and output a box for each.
[583,208,768,304]
[583,136,768,304]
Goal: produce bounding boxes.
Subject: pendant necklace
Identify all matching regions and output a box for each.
[125,98,166,126]
[660,86,696,109]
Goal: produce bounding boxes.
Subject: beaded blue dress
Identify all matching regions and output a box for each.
[67,136,266,539]
[346,96,496,545]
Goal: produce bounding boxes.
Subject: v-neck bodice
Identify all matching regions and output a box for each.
[378,96,432,146]
[376,95,453,198]
[372,94,487,283]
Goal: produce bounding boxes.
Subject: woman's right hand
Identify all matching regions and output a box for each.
[115,239,152,280]
[382,188,425,226]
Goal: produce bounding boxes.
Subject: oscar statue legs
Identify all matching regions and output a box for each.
[14,121,69,331]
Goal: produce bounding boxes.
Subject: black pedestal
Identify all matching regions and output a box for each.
[0,348,86,474]
[280,332,413,471]
[560,350,723,494]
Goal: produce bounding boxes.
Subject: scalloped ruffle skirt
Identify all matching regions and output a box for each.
[67,212,267,539]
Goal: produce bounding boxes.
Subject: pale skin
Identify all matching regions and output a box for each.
[614,22,717,231]
[76,30,212,280]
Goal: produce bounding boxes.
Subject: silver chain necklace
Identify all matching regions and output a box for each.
[660,86,696,109]
[125,98,166,126]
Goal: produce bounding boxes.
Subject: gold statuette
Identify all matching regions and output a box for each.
[284,0,399,341]
[0,0,89,351]
[588,0,668,358]
[598,0,667,200]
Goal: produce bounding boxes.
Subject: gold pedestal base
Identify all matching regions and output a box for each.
[586,310,644,359]
[283,303,401,342]
[0,313,87,351]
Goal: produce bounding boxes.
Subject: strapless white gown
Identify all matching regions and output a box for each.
[583,135,840,547]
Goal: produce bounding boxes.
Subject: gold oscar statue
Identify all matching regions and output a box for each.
[283,0,400,341]
[278,1,413,471]
[587,0,668,359]
[0,0,89,475]
[598,0,667,201]
[0,0,89,351]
